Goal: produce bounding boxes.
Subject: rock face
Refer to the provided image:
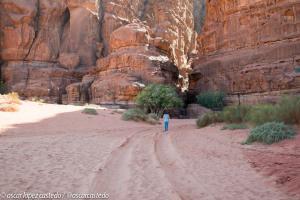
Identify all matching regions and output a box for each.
[1,0,300,105]
[0,0,99,102]
[1,61,80,102]
[190,0,300,104]
[0,0,196,104]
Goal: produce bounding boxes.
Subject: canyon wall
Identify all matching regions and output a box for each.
[0,0,100,103]
[1,0,300,105]
[190,0,300,104]
[0,0,198,105]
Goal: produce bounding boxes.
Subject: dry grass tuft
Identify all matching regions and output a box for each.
[0,92,21,112]
[0,104,19,112]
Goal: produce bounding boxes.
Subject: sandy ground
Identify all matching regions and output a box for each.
[0,101,299,200]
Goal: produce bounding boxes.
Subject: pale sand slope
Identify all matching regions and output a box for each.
[0,102,298,200]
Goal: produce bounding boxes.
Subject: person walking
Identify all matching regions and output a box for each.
[163,112,170,133]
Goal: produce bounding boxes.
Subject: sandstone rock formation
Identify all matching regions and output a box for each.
[1,61,80,103]
[67,23,179,105]
[0,0,99,102]
[190,0,300,104]
[1,0,300,105]
[1,0,197,105]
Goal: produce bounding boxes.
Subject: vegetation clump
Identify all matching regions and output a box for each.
[0,81,7,94]
[136,84,183,116]
[196,112,223,128]
[0,92,21,112]
[122,108,147,121]
[30,96,46,103]
[244,122,295,144]
[82,108,98,115]
[122,108,159,125]
[276,96,300,124]
[245,96,300,125]
[222,105,251,123]
[195,94,300,144]
[246,104,277,126]
[222,123,248,130]
[196,91,225,110]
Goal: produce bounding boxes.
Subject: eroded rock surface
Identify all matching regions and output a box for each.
[1,0,196,104]
[0,0,99,102]
[1,0,300,105]
[190,0,300,104]
[60,0,198,105]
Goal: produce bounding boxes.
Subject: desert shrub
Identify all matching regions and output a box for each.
[147,113,159,121]
[196,91,225,110]
[136,84,183,116]
[7,92,21,104]
[0,104,19,112]
[0,81,7,94]
[244,122,295,144]
[30,96,45,103]
[295,67,300,73]
[222,123,248,130]
[196,112,223,128]
[247,104,278,126]
[276,96,300,124]
[122,108,159,124]
[111,110,124,115]
[146,113,160,125]
[0,92,20,112]
[221,105,251,123]
[246,96,300,125]
[82,108,98,115]
[122,108,147,121]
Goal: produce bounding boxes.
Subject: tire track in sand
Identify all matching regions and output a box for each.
[89,128,151,199]
[90,128,183,200]
[154,133,209,200]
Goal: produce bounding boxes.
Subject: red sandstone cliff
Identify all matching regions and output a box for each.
[0,0,100,103]
[0,0,197,105]
[190,0,300,104]
[1,0,300,105]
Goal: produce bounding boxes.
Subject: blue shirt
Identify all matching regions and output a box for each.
[163,114,170,123]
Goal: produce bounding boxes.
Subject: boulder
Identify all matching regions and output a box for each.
[186,104,210,119]
[110,23,150,52]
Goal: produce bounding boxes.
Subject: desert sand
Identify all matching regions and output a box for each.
[0,102,299,200]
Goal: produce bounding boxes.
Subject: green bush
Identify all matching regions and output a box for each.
[122,108,147,121]
[0,81,7,94]
[246,96,300,125]
[196,95,300,131]
[222,105,251,123]
[244,122,295,145]
[196,91,225,110]
[222,123,248,130]
[295,67,300,73]
[276,96,300,124]
[136,84,183,116]
[196,112,223,128]
[82,108,98,115]
[122,108,159,124]
[247,104,278,126]
[147,113,159,121]
[146,113,160,125]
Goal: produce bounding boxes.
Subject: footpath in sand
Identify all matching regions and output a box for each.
[0,102,299,200]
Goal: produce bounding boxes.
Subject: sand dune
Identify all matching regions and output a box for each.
[0,102,299,200]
